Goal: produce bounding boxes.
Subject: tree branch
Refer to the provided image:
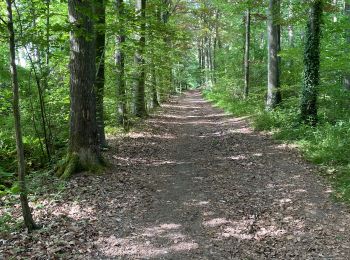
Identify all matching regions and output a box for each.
[0,15,7,25]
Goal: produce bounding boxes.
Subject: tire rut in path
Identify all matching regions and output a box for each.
[97,90,350,259]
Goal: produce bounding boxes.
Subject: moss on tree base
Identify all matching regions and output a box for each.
[56,151,104,179]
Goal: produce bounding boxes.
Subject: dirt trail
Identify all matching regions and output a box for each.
[2,90,350,259]
[96,91,350,259]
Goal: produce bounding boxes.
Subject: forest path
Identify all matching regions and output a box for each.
[95,90,350,259]
[4,91,350,259]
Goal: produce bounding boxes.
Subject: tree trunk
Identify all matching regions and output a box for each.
[287,0,294,69]
[300,0,323,125]
[59,0,102,178]
[209,36,214,85]
[162,0,174,96]
[133,0,147,118]
[6,0,37,232]
[151,64,160,108]
[343,2,350,90]
[244,8,251,99]
[26,2,52,161]
[44,0,53,158]
[95,0,107,147]
[198,40,202,86]
[201,38,205,82]
[213,10,221,83]
[116,0,128,128]
[266,0,282,110]
[204,36,210,87]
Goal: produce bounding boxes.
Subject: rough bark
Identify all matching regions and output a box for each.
[6,0,37,231]
[300,0,323,125]
[244,9,251,99]
[133,0,147,118]
[60,0,103,178]
[266,0,282,110]
[116,0,128,128]
[95,0,107,147]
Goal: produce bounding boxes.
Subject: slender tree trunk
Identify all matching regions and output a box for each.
[116,0,128,128]
[288,24,294,47]
[343,2,350,90]
[300,0,323,125]
[28,71,46,160]
[198,39,202,86]
[287,0,294,69]
[202,38,205,84]
[33,64,51,159]
[95,0,107,147]
[149,7,160,107]
[162,0,173,96]
[209,36,214,85]
[277,22,281,93]
[333,0,338,22]
[151,63,160,108]
[244,8,251,99]
[266,0,282,110]
[204,36,209,86]
[6,0,37,232]
[133,0,147,118]
[213,10,221,83]
[59,0,102,178]
[44,0,53,157]
[26,2,52,160]
[199,38,205,86]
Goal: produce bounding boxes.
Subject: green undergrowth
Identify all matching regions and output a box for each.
[0,169,67,235]
[204,86,350,203]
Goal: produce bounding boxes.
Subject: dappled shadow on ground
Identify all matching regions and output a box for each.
[2,90,350,259]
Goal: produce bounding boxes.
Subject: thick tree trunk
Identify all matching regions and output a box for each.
[300,0,323,125]
[60,0,102,178]
[95,0,107,147]
[244,9,251,99]
[133,0,147,118]
[266,0,282,110]
[116,0,128,128]
[6,0,37,231]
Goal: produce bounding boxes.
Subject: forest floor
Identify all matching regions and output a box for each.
[2,90,350,259]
